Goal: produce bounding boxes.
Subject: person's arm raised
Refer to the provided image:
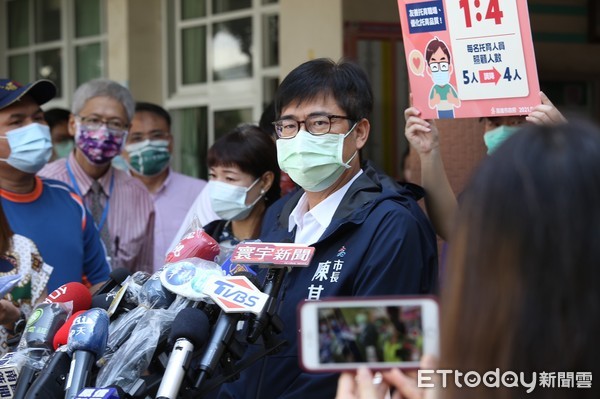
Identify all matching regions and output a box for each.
[404,107,457,241]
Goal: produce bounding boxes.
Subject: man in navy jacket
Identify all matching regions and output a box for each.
[218,58,437,399]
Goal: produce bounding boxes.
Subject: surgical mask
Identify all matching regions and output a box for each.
[276,127,357,192]
[484,125,519,155]
[207,178,264,221]
[125,139,171,176]
[431,70,450,86]
[0,123,53,173]
[54,140,74,159]
[75,121,127,165]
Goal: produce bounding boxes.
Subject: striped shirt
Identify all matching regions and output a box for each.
[39,153,155,274]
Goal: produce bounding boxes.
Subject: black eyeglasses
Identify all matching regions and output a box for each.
[272,114,356,139]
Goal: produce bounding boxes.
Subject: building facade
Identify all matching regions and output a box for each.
[1,0,598,192]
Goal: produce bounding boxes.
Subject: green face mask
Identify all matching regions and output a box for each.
[54,140,74,159]
[276,127,357,192]
[483,125,519,155]
[125,139,171,176]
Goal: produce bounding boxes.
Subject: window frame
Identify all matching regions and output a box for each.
[164,0,280,177]
[0,0,108,109]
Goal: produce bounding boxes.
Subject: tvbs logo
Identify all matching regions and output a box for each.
[205,276,268,314]
[212,280,259,307]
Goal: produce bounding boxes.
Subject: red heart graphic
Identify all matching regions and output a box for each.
[412,56,421,69]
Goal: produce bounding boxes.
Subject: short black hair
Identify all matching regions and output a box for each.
[207,124,281,207]
[44,108,70,129]
[274,58,373,121]
[135,102,171,128]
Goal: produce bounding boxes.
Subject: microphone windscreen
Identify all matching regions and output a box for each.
[90,293,112,310]
[67,309,110,357]
[109,267,130,285]
[53,310,86,350]
[44,282,92,312]
[168,308,211,347]
[139,274,176,309]
[165,230,220,263]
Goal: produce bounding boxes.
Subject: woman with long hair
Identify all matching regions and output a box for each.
[336,120,600,399]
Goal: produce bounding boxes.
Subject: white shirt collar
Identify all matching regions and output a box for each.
[288,170,363,244]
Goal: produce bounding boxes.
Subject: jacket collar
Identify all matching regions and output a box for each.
[278,163,384,233]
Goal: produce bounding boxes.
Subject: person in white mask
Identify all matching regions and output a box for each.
[200,124,279,255]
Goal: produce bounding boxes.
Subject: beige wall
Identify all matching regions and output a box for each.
[128,0,163,104]
[106,0,129,85]
[279,0,343,79]
[106,0,163,103]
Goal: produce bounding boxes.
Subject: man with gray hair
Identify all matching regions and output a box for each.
[40,79,155,274]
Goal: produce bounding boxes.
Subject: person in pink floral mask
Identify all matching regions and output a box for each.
[39,79,155,275]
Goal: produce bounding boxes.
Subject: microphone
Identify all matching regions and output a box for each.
[166,229,220,264]
[93,267,130,296]
[43,282,92,313]
[23,347,71,399]
[22,310,88,399]
[155,308,211,399]
[64,309,110,399]
[138,272,176,309]
[219,254,257,277]
[193,271,261,391]
[95,271,150,318]
[98,271,177,369]
[90,293,137,313]
[231,239,314,346]
[13,303,69,399]
[53,310,87,350]
[159,258,224,302]
[246,266,287,344]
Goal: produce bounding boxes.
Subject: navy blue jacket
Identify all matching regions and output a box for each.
[218,164,438,399]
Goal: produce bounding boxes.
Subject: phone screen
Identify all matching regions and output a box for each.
[318,305,423,364]
[299,297,439,371]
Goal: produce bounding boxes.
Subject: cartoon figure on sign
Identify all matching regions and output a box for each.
[425,37,460,119]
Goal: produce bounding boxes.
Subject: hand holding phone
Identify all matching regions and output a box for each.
[298,296,439,372]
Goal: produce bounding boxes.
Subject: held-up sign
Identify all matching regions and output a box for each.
[230,242,315,267]
[397,0,540,119]
[204,276,269,314]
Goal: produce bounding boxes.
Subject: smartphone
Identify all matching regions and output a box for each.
[298,296,439,372]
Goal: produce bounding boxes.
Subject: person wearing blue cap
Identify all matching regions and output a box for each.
[0,78,110,292]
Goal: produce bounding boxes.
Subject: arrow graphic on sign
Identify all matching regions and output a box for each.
[479,67,501,85]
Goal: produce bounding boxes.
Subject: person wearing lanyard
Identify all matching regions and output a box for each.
[39,79,155,275]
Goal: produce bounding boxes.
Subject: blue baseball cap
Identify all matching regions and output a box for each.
[0,79,56,111]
